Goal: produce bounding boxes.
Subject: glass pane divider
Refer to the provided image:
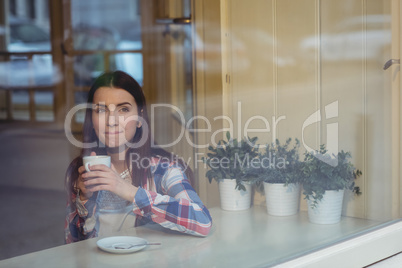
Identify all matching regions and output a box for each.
[0,51,51,56]
[28,89,36,122]
[104,51,110,71]
[6,90,12,120]
[73,86,90,92]
[67,49,142,56]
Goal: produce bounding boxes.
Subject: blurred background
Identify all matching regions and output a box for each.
[0,0,147,259]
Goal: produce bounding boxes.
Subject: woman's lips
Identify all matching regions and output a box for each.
[105,131,123,135]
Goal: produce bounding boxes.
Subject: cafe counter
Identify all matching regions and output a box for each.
[0,206,380,268]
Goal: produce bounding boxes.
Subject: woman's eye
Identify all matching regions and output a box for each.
[95,108,106,114]
[120,107,130,113]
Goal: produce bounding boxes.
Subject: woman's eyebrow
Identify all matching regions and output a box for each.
[94,103,106,107]
[93,102,132,107]
[116,102,133,107]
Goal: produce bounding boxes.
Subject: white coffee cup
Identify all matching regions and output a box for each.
[83,155,111,172]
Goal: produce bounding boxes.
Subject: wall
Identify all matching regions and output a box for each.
[193,0,224,207]
[218,0,393,219]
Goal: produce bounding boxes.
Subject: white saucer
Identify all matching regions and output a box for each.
[97,236,148,254]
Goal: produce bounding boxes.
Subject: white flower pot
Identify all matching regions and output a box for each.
[307,190,344,224]
[218,179,252,211]
[264,182,301,216]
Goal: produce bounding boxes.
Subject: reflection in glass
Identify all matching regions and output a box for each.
[1,3,58,123]
[34,91,54,122]
[73,24,119,51]
[114,53,143,86]
[70,0,143,87]
[0,55,60,87]
[224,0,393,263]
[74,91,89,123]
[0,0,398,265]
[74,54,106,87]
[71,0,142,48]
[300,14,391,63]
[11,90,29,120]
[8,15,50,53]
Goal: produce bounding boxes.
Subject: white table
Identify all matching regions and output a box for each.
[0,206,381,268]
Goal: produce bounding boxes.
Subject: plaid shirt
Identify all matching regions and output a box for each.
[65,158,212,243]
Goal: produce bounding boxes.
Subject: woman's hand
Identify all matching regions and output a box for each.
[81,164,138,202]
[76,151,96,202]
[77,165,94,201]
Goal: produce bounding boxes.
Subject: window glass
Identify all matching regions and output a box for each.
[71,0,142,48]
[7,13,50,52]
[73,54,106,86]
[70,0,143,87]
[73,91,88,123]
[34,91,54,122]
[114,52,143,85]
[11,90,29,120]
[1,0,57,123]
[221,0,394,264]
[10,22,49,44]
[0,0,400,266]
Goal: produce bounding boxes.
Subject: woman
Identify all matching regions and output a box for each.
[65,71,212,243]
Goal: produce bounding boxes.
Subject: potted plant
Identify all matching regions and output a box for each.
[204,131,259,211]
[301,144,362,224]
[254,138,302,216]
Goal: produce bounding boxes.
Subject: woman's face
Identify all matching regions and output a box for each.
[92,87,141,148]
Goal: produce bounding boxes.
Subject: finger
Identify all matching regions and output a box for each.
[77,182,92,194]
[90,151,97,156]
[77,179,88,189]
[82,175,107,184]
[77,172,85,182]
[81,172,104,180]
[87,164,112,172]
[78,166,86,174]
[82,168,112,179]
[83,178,109,188]
[84,176,121,190]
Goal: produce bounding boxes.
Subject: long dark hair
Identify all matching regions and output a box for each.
[65,71,194,200]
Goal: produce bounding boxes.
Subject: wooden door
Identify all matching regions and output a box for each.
[141,0,198,189]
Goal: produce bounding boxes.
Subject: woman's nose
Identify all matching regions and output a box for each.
[107,112,119,126]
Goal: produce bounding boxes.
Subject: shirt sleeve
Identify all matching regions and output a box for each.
[132,165,212,237]
[64,191,98,243]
